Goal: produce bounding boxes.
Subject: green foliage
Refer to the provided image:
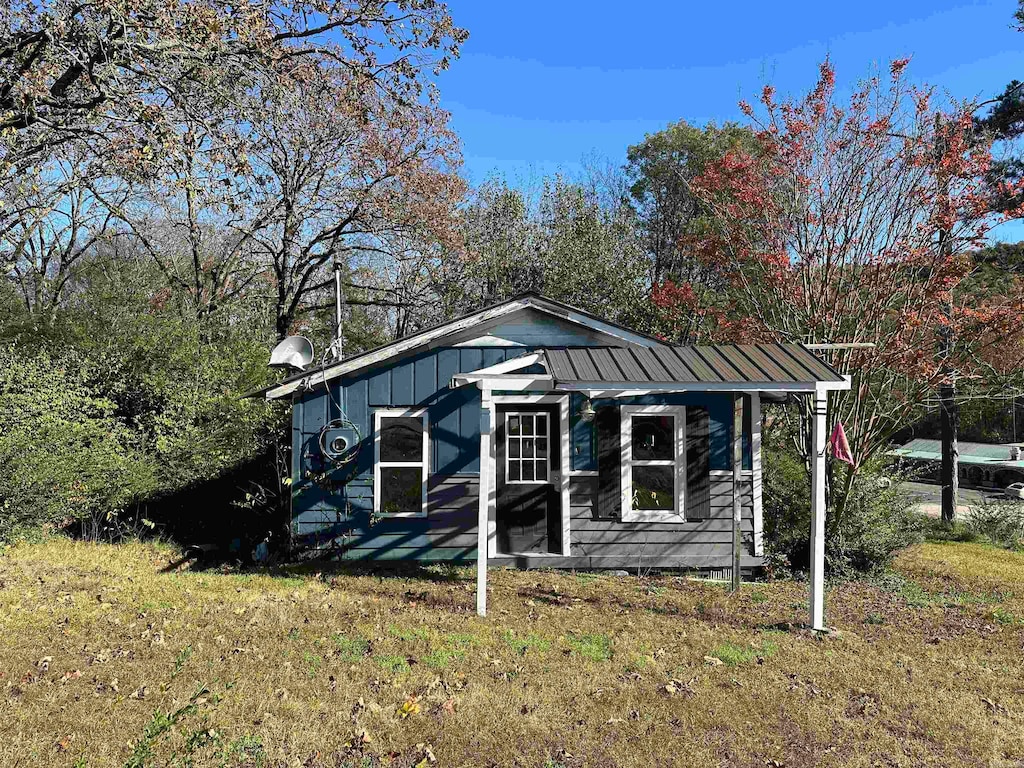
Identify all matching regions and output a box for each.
[422,648,464,669]
[374,654,410,674]
[870,571,1008,608]
[123,685,210,768]
[0,347,155,539]
[709,636,778,666]
[501,630,551,656]
[964,501,1024,550]
[626,120,757,286]
[446,175,650,328]
[332,634,370,662]
[0,259,283,542]
[762,420,925,576]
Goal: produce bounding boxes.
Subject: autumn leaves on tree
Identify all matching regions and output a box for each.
[651,59,1024,513]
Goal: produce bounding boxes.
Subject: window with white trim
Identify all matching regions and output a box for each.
[505,411,550,483]
[620,405,686,522]
[373,408,428,517]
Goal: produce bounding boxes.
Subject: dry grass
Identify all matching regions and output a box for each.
[2,538,1024,767]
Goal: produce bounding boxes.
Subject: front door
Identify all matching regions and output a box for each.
[495,405,561,554]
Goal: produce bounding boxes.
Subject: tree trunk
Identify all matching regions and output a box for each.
[940,382,959,524]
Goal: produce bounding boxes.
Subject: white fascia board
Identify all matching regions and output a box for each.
[561,379,850,397]
[452,352,546,380]
[264,300,532,399]
[452,375,555,391]
[264,295,660,401]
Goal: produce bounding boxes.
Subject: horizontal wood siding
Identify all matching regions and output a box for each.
[293,474,478,561]
[567,474,756,565]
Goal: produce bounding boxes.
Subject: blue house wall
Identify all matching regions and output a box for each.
[291,346,754,560]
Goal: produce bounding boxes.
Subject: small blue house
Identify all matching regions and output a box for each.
[258,294,848,626]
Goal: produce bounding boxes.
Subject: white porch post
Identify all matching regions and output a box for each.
[477,387,493,617]
[731,393,743,591]
[750,394,764,557]
[809,385,828,630]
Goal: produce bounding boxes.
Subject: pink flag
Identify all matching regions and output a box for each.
[829,422,855,466]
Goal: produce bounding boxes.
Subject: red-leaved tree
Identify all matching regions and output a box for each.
[654,59,1024,514]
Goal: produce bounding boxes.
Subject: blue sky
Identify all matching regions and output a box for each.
[439,1,1024,238]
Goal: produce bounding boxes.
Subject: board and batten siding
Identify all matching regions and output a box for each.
[292,345,534,560]
[291,342,760,565]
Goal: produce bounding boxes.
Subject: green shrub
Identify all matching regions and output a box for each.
[964,501,1024,550]
[763,437,925,576]
[0,348,157,540]
[0,261,284,545]
[921,517,983,544]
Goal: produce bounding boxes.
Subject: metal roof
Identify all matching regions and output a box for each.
[543,343,845,387]
[888,439,1024,467]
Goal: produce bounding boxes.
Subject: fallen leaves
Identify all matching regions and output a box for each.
[662,676,698,698]
[397,694,421,719]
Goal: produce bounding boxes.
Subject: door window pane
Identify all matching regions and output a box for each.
[380,417,423,462]
[506,411,555,484]
[631,415,674,461]
[380,466,423,514]
[632,466,674,510]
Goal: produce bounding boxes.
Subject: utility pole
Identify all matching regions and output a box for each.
[936,114,959,525]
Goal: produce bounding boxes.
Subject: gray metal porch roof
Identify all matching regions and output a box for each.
[542,343,845,386]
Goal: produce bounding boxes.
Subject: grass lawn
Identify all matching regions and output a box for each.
[2,539,1024,767]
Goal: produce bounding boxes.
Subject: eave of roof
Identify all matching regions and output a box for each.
[248,293,664,400]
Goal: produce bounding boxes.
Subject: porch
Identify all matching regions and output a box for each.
[451,344,850,631]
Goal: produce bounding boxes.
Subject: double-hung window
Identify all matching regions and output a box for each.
[620,405,686,522]
[373,408,428,517]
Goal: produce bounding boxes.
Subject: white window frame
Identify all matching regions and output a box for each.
[620,404,686,523]
[373,407,429,518]
[503,411,553,485]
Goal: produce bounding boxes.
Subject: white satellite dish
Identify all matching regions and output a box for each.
[269,336,314,371]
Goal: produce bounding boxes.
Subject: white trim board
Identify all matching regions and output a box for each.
[750,393,764,557]
[490,393,572,557]
[620,404,688,524]
[372,408,429,518]
[563,380,851,396]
